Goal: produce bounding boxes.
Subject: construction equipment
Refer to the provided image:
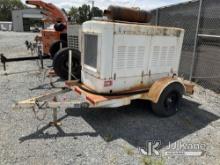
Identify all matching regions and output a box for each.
[26,0,67,24]
[26,0,68,57]
[15,6,195,126]
[52,23,81,80]
[26,0,82,80]
[52,6,153,80]
[0,0,68,71]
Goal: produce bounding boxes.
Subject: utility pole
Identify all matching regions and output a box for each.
[88,0,94,8]
[88,0,95,17]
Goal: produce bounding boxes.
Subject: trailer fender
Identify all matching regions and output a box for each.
[147,77,185,103]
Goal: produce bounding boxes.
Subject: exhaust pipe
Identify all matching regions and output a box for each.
[104,5,152,23]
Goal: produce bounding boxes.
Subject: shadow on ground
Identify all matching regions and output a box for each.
[19,98,219,148]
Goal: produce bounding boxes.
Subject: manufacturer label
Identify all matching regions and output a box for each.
[104,80,113,87]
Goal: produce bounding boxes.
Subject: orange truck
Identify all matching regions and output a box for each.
[26,0,68,57]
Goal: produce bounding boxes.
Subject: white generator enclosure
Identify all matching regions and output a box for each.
[81,20,184,93]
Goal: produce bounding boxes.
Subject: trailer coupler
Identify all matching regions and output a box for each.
[0,53,50,71]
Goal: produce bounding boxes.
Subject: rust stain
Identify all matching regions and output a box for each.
[70,86,108,105]
[69,83,150,105]
[147,77,178,103]
[67,77,194,105]
[65,80,80,87]
[127,83,151,92]
[104,6,151,23]
[183,80,195,94]
[147,77,195,103]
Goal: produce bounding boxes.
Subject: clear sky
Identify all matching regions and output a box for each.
[22,0,190,10]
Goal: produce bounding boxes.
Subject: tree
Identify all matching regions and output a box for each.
[68,4,103,24]
[69,7,78,17]
[0,0,25,21]
[68,6,79,22]
[78,4,91,24]
[91,7,103,18]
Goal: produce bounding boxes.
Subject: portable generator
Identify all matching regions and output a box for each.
[80,20,184,93]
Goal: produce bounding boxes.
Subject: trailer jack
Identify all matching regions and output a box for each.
[0,53,50,71]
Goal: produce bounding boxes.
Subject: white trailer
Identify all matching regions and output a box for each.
[15,20,194,126]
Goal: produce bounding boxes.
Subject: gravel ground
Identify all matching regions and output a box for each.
[0,31,220,165]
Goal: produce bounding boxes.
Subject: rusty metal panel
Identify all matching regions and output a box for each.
[146,77,185,103]
[41,29,61,55]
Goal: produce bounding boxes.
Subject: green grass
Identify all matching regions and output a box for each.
[140,156,165,165]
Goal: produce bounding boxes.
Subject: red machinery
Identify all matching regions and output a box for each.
[0,0,68,71]
[26,0,68,57]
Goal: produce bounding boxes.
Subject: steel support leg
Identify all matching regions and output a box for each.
[49,97,62,126]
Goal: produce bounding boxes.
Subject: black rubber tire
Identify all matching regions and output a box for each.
[151,83,184,117]
[54,23,66,32]
[53,48,81,80]
[49,40,67,58]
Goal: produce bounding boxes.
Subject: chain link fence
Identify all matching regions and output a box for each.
[151,0,220,93]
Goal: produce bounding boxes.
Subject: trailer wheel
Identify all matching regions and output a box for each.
[53,48,81,80]
[49,40,67,58]
[151,83,184,117]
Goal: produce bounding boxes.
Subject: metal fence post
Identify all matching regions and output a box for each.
[189,0,203,81]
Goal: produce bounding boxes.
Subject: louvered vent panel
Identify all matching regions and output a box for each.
[127,46,136,68]
[160,46,168,66]
[114,46,146,69]
[114,46,126,69]
[151,45,176,70]
[68,35,79,50]
[136,46,145,67]
[167,46,176,66]
[151,46,160,67]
